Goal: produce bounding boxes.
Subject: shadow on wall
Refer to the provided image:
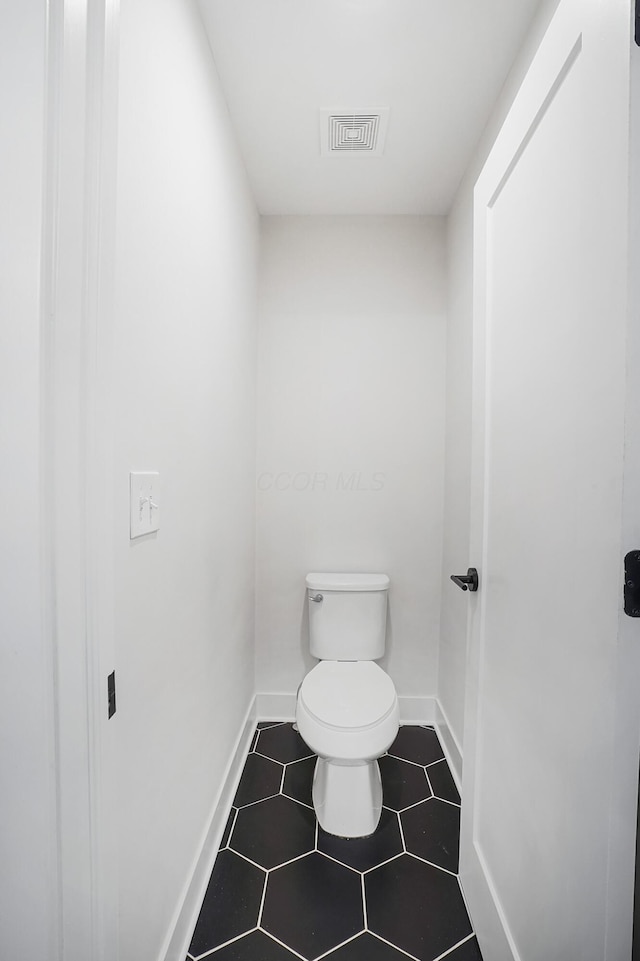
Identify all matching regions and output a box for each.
[299,595,314,677]
[380,602,394,674]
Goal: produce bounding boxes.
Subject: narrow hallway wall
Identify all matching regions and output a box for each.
[113,1,259,957]
[256,216,446,702]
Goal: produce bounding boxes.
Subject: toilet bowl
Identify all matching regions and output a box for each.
[297,660,399,837]
[295,573,399,838]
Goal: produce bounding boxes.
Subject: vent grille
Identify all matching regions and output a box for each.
[320,108,389,156]
[330,115,379,151]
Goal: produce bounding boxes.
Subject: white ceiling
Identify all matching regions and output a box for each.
[199,0,543,216]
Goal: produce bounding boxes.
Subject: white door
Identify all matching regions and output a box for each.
[461,1,640,959]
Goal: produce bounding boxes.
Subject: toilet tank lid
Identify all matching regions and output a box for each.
[306,572,390,592]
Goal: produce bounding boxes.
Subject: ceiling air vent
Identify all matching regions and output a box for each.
[320,108,389,157]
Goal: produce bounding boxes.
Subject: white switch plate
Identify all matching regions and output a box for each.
[130,472,160,539]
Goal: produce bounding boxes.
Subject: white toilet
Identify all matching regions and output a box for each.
[296,572,399,838]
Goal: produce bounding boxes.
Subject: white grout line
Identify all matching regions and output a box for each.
[397,809,407,853]
[252,748,288,763]
[406,851,459,878]
[256,866,269,928]
[360,850,404,875]
[223,808,238,849]
[434,796,462,809]
[281,793,315,811]
[315,930,364,960]
[191,926,258,959]
[361,872,368,930]
[425,766,434,795]
[386,752,430,769]
[397,794,433,815]
[432,932,476,961]
[425,756,448,768]
[367,930,422,961]
[253,748,315,765]
[234,790,283,811]
[257,927,307,960]
[315,848,362,875]
[279,763,287,793]
[228,849,269,873]
[425,756,449,770]
[266,848,316,873]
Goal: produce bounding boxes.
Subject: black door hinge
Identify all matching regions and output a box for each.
[624,552,640,616]
[107,671,116,718]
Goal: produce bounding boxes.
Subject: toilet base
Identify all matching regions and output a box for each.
[312,756,383,838]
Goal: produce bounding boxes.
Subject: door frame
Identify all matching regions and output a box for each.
[42,1,120,957]
[610,8,640,957]
[460,0,640,958]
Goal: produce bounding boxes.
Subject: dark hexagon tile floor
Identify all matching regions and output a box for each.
[256,723,315,764]
[322,932,415,960]
[188,849,265,957]
[282,755,316,807]
[388,725,444,767]
[187,723,483,961]
[231,794,316,869]
[427,758,461,805]
[233,752,283,807]
[318,807,402,872]
[366,856,472,960]
[263,852,364,958]
[378,753,432,811]
[203,930,300,960]
[402,798,461,873]
[446,936,484,960]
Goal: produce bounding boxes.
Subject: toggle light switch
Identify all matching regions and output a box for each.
[130,472,160,539]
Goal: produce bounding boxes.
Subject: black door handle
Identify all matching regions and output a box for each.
[450,568,478,592]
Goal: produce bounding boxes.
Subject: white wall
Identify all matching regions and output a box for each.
[0,3,57,956]
[256,217,446,700]
[438,0,561,755]
[113,2,259,958]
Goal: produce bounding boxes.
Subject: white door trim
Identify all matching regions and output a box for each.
[606,11,640,957]
[41,1,120,957]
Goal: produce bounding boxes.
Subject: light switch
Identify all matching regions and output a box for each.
[130,472,160,538]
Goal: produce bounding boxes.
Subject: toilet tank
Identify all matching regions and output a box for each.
[306,572,389,660]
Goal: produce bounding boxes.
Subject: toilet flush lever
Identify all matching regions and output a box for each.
[309,593,324,603]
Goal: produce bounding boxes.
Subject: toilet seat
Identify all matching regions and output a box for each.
[297,661,399,764]
[299,661,397,731]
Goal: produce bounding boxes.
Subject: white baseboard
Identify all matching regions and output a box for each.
[434,699,463,792]
[255,691,437,725]
[160,697,257,961]
[398,696,436,724]
[255,692,296,719]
